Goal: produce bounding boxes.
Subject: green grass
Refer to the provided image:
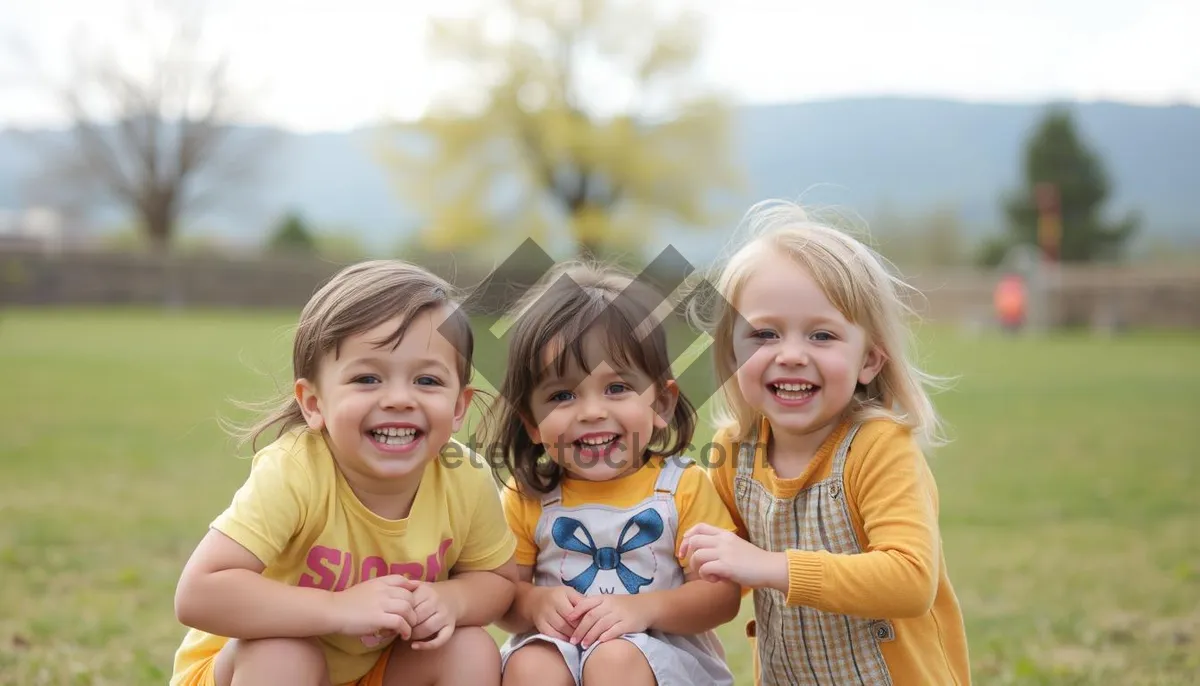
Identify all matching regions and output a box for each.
[1,308,1198,685]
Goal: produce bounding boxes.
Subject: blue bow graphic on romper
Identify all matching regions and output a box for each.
[551,508,664,595]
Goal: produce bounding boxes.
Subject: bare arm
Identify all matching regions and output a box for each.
[495,565,539,634]
[638,571,742,635]
[437,555,520,628]
[174,529,338,639]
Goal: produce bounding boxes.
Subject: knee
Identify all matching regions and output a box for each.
[502,641,571,685]
[581,640,649,681]
[443,627,499,670]
[217,637,326,682]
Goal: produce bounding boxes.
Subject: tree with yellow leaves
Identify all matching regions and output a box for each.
[378,0,742,260]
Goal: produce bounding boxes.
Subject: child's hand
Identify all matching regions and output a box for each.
[407,580,459,650]
[566,595,651,648]
[528,585,584,641]
[679,523,788,591]
[328,574,419,644]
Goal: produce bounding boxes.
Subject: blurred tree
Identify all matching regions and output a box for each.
[11,0,274,253]
[975,234,1013,268]
[378,0,742,260]
[314,231,369,263]
[924,206,966,267]
[993,107,1139,263]
[876,205,966,267]
[266,212,317,256]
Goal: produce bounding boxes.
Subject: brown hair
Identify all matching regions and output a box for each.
[232,259,475,451]
[484,262,696,497]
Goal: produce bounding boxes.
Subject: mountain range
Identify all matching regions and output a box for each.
[1,96,1197,262]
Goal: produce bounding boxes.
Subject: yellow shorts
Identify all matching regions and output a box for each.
[172,643,396,686]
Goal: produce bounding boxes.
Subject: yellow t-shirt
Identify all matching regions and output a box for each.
[170,427,517,685]
[502,456,738,570]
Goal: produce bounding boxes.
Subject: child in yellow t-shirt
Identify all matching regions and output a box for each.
[485,263,741,686]
[679,200,972,685]
[170,260,518,686]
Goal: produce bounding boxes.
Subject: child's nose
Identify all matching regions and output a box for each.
[775,339,810,366]
[380,383,416,410]
[578,394,608,421]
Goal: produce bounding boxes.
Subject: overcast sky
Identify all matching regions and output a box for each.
[2,0,1197,133]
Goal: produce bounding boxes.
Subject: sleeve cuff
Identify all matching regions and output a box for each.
[455,536,518,572]
[784,549,824,607]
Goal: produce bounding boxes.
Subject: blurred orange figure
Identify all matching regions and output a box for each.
[994,273,1027,332]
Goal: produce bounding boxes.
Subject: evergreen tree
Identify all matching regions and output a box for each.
[991,107,1138,264]
[267,212,316,255]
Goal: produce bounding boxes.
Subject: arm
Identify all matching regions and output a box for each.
[649,460,745,633]
[782,426,940,618]
[174,528,339,638]
[430,458,524,631]
[174,444,350,639]
[495,564,539,634]
[437,554,520,628]
[637,572,742,634]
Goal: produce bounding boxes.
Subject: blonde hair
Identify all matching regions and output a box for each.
[230,260,474,452]
[693,200,951,449]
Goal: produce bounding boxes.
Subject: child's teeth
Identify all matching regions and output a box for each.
[372,427,417,445]
[775,383,814,391]
[580,435,617,445]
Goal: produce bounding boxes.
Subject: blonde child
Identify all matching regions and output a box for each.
[486,264,741,686]
[679,201,972,685]
[170,260,519,686]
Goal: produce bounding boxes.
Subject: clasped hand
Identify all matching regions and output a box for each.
[332,574,458,650]
[528,586,651,649]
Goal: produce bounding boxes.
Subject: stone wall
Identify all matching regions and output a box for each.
[1,247,1197,329]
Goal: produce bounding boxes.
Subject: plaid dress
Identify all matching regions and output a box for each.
[735,422,896,685]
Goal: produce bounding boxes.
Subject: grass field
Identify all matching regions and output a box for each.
[1,307,1198,685]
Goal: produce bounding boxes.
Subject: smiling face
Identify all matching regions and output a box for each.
[732,250,884,451]
[524,332,676,483]
[295,304,472,491]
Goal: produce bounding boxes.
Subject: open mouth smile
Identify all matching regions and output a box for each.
[768,380,820,405]
[574,432,622,458]
[366,425,424,452]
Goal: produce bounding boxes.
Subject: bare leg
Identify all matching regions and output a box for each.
[501,641,574,686]
[380,627,504,686]
[213,637,331,686]
[580,640,655,686]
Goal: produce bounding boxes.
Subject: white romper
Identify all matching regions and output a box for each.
[499,456,735,685]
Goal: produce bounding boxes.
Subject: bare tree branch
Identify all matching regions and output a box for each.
[17,0,273,252]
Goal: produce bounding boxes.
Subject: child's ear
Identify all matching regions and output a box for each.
[451,386,475,433]
[653,380,680,430]
[858,345,887,386]
[295,378,325,431]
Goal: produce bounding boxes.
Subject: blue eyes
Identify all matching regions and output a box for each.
[546,383,632,403]
[750,329,836,342]
[350,374,443,386]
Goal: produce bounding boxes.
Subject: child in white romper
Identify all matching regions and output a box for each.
[485,263,740,686]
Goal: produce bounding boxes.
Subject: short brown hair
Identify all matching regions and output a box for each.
[232,260,474,451]
[484,262,696,497]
